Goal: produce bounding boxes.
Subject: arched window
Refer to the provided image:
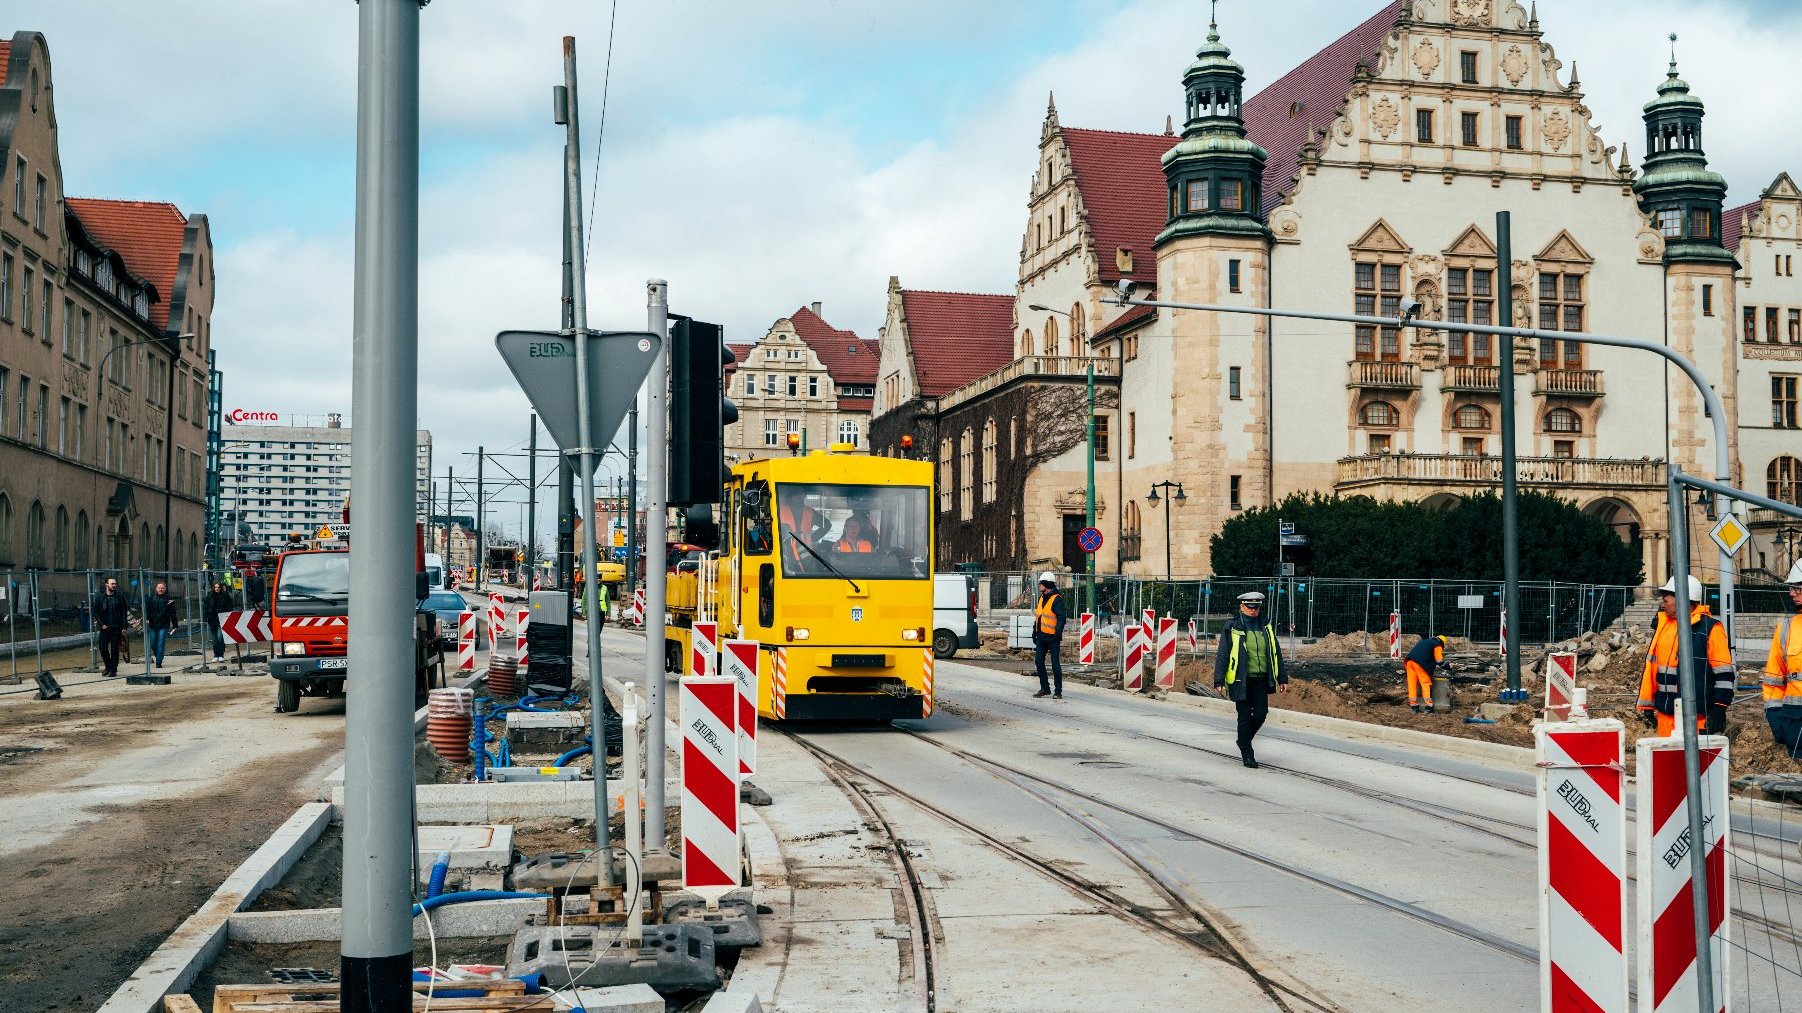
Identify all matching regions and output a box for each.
[1770,456,1802,504]
[1043,317,1059,358]
[0,493,12,565]
[981,420,997,504]
[190,533,199,570]
[27,502,47,570]
[75,511,91,569]
[54,507,69,569]
[958,428,974,519]
[1123,500,1142,562]
[1361,400,1399,427]
[155,525,166,569]
[1546,408,1582,434]
[1453,404,1492,430]
[139,522,151,568]
[1070,304,1086,356]
[174,528,186,570]
[1021,328,1034,358]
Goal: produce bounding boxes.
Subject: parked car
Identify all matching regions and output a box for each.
[932,572,979,659]
[419,590,468,649]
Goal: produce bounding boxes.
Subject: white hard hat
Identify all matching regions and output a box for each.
[1658,575,1705,601]
[1238,591,1266,603]
[1038,572,1057,585]
[1787,559,1802,586]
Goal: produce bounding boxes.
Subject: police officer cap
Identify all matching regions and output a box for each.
[1237,591,1266,603]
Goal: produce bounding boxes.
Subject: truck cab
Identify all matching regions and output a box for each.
[268,549,351,713]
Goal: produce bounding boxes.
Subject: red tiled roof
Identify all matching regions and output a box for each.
[0,41,13,87]
[900,290,1015,397]
[1062,128,1174,284]
[66,198,189,330]
[1244,0,1408,213]
[1093,302,1155,341]
[725,342,753,375]
[788,306,879,384]
[1722,200,1759,253]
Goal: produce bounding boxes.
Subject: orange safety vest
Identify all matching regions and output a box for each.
[1765,613,1802,709]
[1035,592,1061,636]
[1637,604,1734,716]
[834,537,873,553]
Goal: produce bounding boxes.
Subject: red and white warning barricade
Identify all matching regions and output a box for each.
[456,610,476,671]
[514,608,530,676]
[921,647,935,718]
[1122,621,1146,692]
[1387,611,1402,660]
[630,588,646,627]
[217,609,272,645]
[1141,608,1156,645]
[487,592,505,648]
[721,639,759,775]
[771,647,787,719]
[1155,617,1177,691]
[1078,612,1095,665]
[679,675,740,897]
[691,621,719,678]
[1536,719,1629,1013]
[1186,618,1199,653]
[1500,607,1509,659]
[1636,727,1730,1013]
[1545,652,1577,722]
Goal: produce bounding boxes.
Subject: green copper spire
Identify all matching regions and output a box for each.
[1633,33,1731,264]
[1157,2,1268,245]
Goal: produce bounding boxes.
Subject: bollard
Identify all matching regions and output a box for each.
[622,683,644,945]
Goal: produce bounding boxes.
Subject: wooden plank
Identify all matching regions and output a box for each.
[213,978,527,1013]
[162,996,206,1013]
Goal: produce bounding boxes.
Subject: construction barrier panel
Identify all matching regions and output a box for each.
[1388,610,1402,660]
[631,588,646,626]
[1155,617,1177,691]
[1545,652,1577,722]
[1078,612,1094,665]
[1122,622,1146,692]
[771,647,787,720]
[514,608,529,677]
[1636,729,1731,1013]
[217,609,272,645]
[1186,618,1199,653]
[488,592,505,649]
[1536,719,1628,1013]
[691,620,718,678]
[722,639,758,775]
[921,647,935,718]
[1500,607,1509,660]
[457,610,476,672]
[679,675,740,898]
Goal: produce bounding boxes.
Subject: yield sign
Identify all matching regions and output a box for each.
[495,330,662,464]
[1707,512,1751,557]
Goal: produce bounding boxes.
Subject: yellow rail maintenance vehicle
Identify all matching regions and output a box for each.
[667,443,935,721]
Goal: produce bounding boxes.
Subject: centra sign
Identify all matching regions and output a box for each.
[228,409,281,423]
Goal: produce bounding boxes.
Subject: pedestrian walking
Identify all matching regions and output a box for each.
[1403,634,1449,714]
[1032,572,1066,699]
[1762,560,1802,757]
[1213,590,1288,768]
[145,581,179,668]
[93,577,129,678]
[205,578,234,660]
[596,581,611,631]
[243,568,267,610]
[1636,575,1734,737]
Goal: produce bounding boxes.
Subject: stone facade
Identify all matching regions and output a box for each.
[726,305,877,464]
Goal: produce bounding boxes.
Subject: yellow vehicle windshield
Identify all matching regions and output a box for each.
[774,482,930,581]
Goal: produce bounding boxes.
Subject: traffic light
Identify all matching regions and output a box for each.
[669,316,736,506]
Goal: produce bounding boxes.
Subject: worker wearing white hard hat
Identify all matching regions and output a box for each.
[1213,588,1287,767]
[1032,572,1067,700]
[1762,559,1802,757]
[1637,574,1735,737]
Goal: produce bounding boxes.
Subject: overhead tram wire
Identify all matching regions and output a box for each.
[582,0,619,266]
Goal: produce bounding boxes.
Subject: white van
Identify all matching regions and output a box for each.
[932,572,979,659]
[424,552,447,591]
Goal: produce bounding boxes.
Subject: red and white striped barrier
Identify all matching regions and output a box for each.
[691,621,718,678]
[921,647,935,718]
[1500,607,1509,659]
[1545,652,1577,722]
[630,588,646,626]
[1186,618,1199,653]
[1155,617,1177,690]
[217,609,272,645]
[1536,719,1629,1013]
[679,675,740,897]
[1122,621,1146,692]
[771,647,787,720]
[1078,612,1095,665]
[1387,611,1402,660]
[457,610,475,671]
[722,639,759,775]
[280,616,347,629]
[488,592,505,649]
[514,608,530,677]
[1636,727,1730,1013]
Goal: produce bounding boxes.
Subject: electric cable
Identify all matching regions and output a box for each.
[581,0,620,269]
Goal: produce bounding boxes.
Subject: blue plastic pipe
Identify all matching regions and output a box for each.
[411,889,547,917]
[425,850,451,900]
[554,742,591,767]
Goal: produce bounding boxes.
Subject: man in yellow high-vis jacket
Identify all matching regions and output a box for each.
[1765,560,1802,758]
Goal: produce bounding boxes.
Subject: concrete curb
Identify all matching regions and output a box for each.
[227,898,543,944]
[331,780,619,823]
[97,801,334,1013]
[1166,691,1535,767]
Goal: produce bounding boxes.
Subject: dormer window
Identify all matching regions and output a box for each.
[1186,180,1209,212]
[134,292,149,318]
[96,260,113,291]
[1219,180,1243,211]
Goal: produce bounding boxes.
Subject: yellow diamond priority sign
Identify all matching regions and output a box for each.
[1707,513,1750,557]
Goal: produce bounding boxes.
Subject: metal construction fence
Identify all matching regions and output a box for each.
[975,571,1798,649]
[2,567,239,686]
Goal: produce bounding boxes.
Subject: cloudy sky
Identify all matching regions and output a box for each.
[23,0,1800,544]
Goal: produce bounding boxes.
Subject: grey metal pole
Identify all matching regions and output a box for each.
[527,415,538,579]
[644,279,671,852]
[627,401,639,600]
[1496,211,1524,701]
[1664,465,1717,1013]
[139,570,151,679]
[561,36,614,884]
[475,447,485,588]
[340,0,421,1004]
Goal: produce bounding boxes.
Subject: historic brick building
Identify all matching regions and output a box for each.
[726,304,880,464]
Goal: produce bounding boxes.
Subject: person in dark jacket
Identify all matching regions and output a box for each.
[1403,634,1450,714]
[205,579,234,660]
[144,581,179,667]
[1212,590,1288,767]
[93,577,129,677]
[1032,572,1067,699]
[243,568,267,610]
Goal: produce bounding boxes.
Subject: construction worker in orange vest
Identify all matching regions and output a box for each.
[1636,574,1735,737]
[1032,572,1066,700]
[1403,634,1449,714]
[1764,560,1802,757]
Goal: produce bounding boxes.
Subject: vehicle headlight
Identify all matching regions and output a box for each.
[281,642,306,656]
[902,628,920,641]
[788,627,810,642]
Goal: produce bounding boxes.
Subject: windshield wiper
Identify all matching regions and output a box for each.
[279,591,346,603]
[784,530,862,593]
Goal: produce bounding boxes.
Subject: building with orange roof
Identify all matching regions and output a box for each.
[727,302,881,464]
[0,31,217,573]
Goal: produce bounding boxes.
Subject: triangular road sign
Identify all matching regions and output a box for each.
[495,330,661,466]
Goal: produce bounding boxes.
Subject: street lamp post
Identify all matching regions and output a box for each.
[1029,303,1097,616]
[1146,480,1185,587]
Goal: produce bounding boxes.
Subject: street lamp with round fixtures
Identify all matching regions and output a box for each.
[1146,480,1185,584]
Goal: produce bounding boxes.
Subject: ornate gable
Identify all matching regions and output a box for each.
[1535,229,1593,264]
[1351,218,1411,253]
[1445,224,1497,258]
[1764,172,1800,202]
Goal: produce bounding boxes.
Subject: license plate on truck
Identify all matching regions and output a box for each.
[318,658,347,670]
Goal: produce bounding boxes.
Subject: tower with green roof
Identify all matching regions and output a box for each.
[1155,7,1270,246]
[1632,37,1733,265]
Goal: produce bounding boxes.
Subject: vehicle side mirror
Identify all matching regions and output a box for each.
[416,572,429,602]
